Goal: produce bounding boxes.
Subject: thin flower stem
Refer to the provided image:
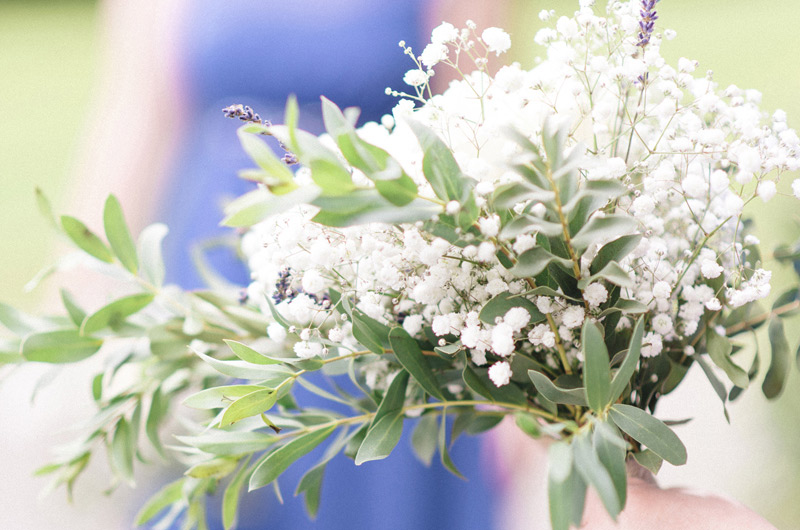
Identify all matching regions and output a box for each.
[271,398,563,443]
[725,300,800,335]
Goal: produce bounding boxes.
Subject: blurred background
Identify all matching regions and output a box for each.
[0,0,798,528]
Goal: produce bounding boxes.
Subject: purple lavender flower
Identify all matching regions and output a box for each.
[636,0,659,48]
[222,104,263,124]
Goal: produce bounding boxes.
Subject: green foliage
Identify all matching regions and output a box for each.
[608,404,687,466]
[103,195,139,274]
[582,321,612,413]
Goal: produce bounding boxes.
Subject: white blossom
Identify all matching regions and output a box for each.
[481,27,511,55]
[583,283,608,308]
[488,361,513,387]
[561,306,585,329]
[504,307,531,332]
[431,22,459,44]
[403,69,428,87]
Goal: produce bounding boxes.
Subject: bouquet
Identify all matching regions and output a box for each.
[5,1,800,528]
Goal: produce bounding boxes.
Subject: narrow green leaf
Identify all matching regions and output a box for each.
[582,320,612,413]
[184,385,269,409]
[411,414,439,467]
[573,431,622,518]
[579,261,633,289]
[511,246,573,278]
[35,187,58,230]
[311,189,438,227]
[528,370,587,406]
[222,456,252,530]
[571,214,638,252]
[219,388,279,427]
[609,404,687,466]
[351,310,389,355]
[479,291,545,326]
[221,187,321,228]
[632,449,663,475]
[60,289,86,328]
[111,418,135,485]
[177,431,276,457]
[354,410,404,465]
[237,128,295,184]
[514,412,542,438]
[285,95,299,149]
[593,421,627,507]
[492,181,555,209]
[191,348,294,381]
[0,302,48,335]
[373,371,409,424]
[694,355,730,421]
[91,373,103,402]
[137,223,168,288]
[295,464,325,519]
[134,478,185,526]
[103,195,138,273]
[763,317,790,399]
[146,387,167,457]
[590,234,642,275]
[407,120,465,202]
[388,327,444,400]
[249,426,335,490]
[705,329,748,388]
[61,215,113,263]
[609,317,644,402]
[223,339,282,365]
[439,411,465,479]
[548,442,586,530]
[81,293,154,335]
[185,457,239,479]
[462,365,494,400]
[22,329,102,363]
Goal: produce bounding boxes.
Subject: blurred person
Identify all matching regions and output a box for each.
[66,1,510,529]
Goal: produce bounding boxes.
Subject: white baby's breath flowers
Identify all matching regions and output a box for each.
[488,361,513,387]
[481,27,511,55]
[431,21,459,44]
[583,284,609,308]
[240,4,800,394]
[403,69,428,87]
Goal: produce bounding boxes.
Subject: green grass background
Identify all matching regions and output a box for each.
[0,0,798,526]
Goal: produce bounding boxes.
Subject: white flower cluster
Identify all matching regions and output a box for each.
[242,1,800,389]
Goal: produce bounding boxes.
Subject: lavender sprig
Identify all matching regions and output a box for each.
[222,104,298,165]
[636,0,659,48]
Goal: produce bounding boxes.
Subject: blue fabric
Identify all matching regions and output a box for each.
[156,2,499,528]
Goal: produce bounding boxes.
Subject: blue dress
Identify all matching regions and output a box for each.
[158,2,498,528]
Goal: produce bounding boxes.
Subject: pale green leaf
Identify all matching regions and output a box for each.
[609,317,644,402]
[388,327,444,400]
[705,329,748,388]
[60,215,113,263]
[249,426,335,490]
[134,479,185,526]
[222,456,252,530]
[528,370,587,406]
[582,320,612,413]
[573,431,621,518]
[80,293,154,335]
[763,317,790,399]
[22,329,102,363]
[223,339,282,365]
[609,404,686,466]
[219,388,279,427]
[137,223,168,288]
[103,195,138,273]
[183,385,269,410]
